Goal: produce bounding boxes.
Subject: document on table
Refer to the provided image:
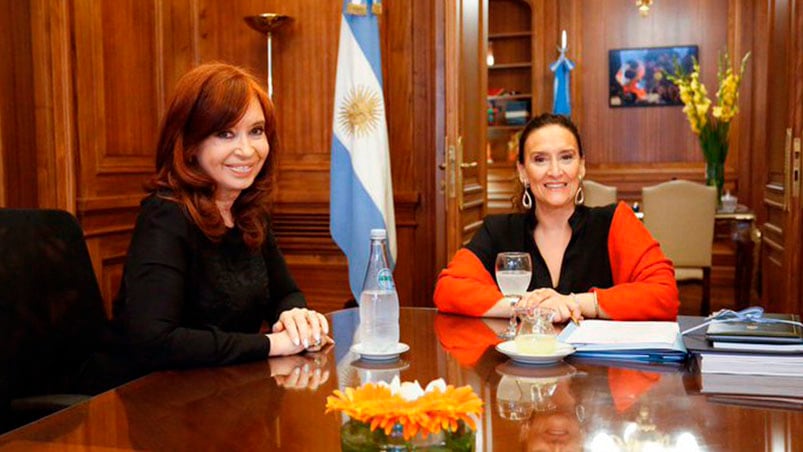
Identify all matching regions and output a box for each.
[559,320,687,362]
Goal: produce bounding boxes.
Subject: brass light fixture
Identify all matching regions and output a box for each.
[244,13,293,98]
[636,0,653,17]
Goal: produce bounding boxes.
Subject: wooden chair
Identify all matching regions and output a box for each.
[583,180,618,207]
[641,180,718,315]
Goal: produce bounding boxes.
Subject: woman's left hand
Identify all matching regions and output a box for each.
[272,308,331,349]
[519,288,581,323]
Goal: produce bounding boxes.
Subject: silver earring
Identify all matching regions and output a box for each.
[575,184,585,205]
[576,405,586,423]
[522,186,533,209]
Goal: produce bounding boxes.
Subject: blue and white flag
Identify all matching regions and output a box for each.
[330,0,396,302]
[551,32,575,116]
[550,52,575,116]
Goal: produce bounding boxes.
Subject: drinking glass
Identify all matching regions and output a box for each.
[495,252,533,339]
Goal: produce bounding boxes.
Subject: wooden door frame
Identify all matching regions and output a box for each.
[442,0,464,259]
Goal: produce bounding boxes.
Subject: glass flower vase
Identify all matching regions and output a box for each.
[340,419,475,452]
[700,135,727,203]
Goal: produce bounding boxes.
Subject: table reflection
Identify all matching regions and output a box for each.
[0,308,800,452]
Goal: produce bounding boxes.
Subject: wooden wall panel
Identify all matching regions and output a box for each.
[0,0,37,208]
[66,0,197,308]
[195,0,436,310]
[577,0,731,167]
[12,0,438,313]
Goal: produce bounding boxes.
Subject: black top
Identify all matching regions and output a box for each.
[466,204,616,294]
[113,194,306,370]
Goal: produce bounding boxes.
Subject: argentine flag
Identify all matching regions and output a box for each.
[330,0,396,302]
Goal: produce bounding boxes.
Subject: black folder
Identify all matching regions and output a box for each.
[705,314,803,344]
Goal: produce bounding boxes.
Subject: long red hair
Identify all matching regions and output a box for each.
[148,62,277,250]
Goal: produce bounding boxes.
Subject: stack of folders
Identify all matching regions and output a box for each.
[558,320,687,363]
[682,314,803,406]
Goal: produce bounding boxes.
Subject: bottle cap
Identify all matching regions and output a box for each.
[370,229,387,239]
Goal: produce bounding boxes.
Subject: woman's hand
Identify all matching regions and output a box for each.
[269,354,330,390]
[267,328,334,357]
[519,288,582,323]
[272,307,331,349]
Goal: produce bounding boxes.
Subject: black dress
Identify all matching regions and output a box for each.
[113,194,306,371]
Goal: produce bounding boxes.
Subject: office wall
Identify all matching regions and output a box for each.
[557,0,753,203]
[1,0,440,315]
[0,0,37,207]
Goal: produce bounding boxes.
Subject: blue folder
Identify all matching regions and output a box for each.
[558,322,688,363]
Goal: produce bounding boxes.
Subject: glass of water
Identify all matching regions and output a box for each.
[495,252,532,340]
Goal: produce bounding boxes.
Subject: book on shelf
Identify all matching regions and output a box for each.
[705,313,803,344]
[558,320,687,363]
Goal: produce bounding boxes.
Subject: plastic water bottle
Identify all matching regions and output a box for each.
[359,229,400,353]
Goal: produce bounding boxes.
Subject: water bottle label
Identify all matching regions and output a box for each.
[377,268,395,290]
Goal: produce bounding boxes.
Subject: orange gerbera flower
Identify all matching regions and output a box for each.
[325,378,484,441]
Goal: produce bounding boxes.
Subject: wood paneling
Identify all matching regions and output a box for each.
[60,0,198,310]
[193,0,439,310]
[0,0,37,208]
[14,0,797,314]
[577,0,731,166]
[755,0,802,314]
[10,0,441,313]
[31,0,77,212]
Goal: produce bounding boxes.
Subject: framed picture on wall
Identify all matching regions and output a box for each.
[608,45,698,108]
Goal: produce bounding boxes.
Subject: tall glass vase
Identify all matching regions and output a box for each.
[700,133,728,204]
[704,158,725,204]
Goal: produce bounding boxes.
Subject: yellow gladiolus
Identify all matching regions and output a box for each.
[665,50,749,136]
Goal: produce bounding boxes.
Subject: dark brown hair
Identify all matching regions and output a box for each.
[147,62,277,250]
[514,113,584,210]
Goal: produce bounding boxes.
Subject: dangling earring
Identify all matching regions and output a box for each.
[576,405,586,423]
[522,185,533,209]
[575,182,585,205]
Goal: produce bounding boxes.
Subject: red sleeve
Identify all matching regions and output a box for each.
[433,248,504,317]
[594,202,679,320]
[434,314,501,367]
[608,368,661,413]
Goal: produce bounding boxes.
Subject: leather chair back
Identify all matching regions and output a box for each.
[583,180,618,207]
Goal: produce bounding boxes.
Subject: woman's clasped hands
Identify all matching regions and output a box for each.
[268,308,334,356]
[518,288,582,323]
[269,353,330,390]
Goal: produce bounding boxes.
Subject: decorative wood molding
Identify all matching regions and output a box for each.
[272,190,421,254]
[31,0,77,212]
[585,163,739,201]
[0,111,4,205]
[77,194,145,212]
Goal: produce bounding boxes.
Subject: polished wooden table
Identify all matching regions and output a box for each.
[1,308,800,451]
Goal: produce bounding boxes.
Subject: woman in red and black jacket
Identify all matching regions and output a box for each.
[434,113,678,322]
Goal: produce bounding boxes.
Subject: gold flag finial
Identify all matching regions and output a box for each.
[346,0,367,16]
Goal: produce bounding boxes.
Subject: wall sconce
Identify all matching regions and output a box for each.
[636,0,653,17]
[244,13,293,98]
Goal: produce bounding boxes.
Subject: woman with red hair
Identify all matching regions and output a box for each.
[114,63,330,372]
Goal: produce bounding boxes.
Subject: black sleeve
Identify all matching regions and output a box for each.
[119,197,269,369]
[262,229,307,327]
